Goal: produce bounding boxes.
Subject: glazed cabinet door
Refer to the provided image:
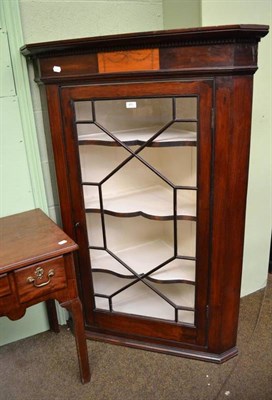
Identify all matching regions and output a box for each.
[60,80,213,349]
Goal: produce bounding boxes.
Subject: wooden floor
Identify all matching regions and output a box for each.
[0,274,271,400]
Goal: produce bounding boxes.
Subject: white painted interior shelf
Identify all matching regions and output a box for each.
[77,125,197,145]
[93,272,195,324]
[90,239,195,282]
[84,185,196,218]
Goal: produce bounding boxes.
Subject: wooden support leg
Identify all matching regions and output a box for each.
[61,298,91,384]
[46,299,60,333]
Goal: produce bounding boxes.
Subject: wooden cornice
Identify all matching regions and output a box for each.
[21,24,269,59]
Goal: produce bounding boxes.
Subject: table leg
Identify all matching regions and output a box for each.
[61,298,91,384]
[46,299,60,333]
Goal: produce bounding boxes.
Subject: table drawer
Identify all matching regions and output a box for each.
[0,274,11,298]
[14,256,67,303]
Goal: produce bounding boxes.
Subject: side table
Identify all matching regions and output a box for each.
[0,209,90,383]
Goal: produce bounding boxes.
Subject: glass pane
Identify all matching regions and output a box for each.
[154,282,195,308]
[77,123,114,142]
[74,94,201,325]
[90,249,134,277]
[175,97,197,120]
[177,189,197,219]
[112,280,176,321]
[151,122,197,145]
[178,310,195,324]
[93,273,176,321]
[94,98,173,145]
[104,216,174,273]
[79,145,129,183]
[92,273,195,324]
[83,185,99,209]
[74,101,93,121]
[93,271,132,296]
[94,296,110,310]
[101,158,174,218]
[149,258,195,282]
[139,147,197,187]
[86,213,104,248]
[177,221,196,258]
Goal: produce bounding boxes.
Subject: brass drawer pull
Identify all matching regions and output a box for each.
[27,267,55,288]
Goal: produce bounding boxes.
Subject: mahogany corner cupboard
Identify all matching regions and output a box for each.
[21,25,269,363]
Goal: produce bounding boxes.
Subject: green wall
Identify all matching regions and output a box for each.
[201,0,272,296]
[163,0,201,28]
[19,0,163,42]
[0,1,49,346]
